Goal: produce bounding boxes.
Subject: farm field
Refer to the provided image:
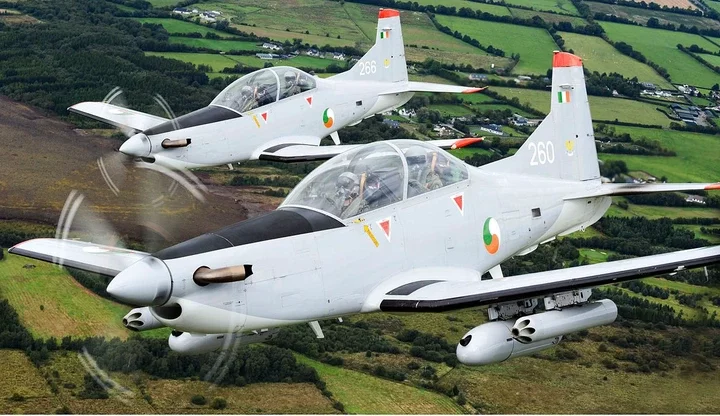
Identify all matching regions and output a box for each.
[587,1,720,30]
[295,355,464,414]
[677,225,720,244]
[600,22,720,88]
[434,15,559,75]
[509,8,587,25]
[698,53,720,67]
[503,0,579,15]
[708,0,720,13]
[168,37,260,52]
[559,32,673,89]
[191,1,363,47]
[0,251,129,340]
[428,104,474,117]
[411,0,512,15]
[131,17,233,38]
[605,201,720,219]
[146,51,237,71]
[489,87,673,126]
[598,126,720,183]
[147,0,182,7]
[0,350,58,414]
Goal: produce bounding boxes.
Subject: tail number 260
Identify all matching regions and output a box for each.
[529,141,555,165]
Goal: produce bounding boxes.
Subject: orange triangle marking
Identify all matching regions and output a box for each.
[261,112,268,122]
[306,96,313,106]
[378,218,391,241]
[453,194,463,214]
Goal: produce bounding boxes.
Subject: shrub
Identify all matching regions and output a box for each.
[191,395,207,406]
[210,397,227,410]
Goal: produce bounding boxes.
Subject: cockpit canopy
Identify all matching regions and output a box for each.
[282,140,469,219]
[211,66,317,113]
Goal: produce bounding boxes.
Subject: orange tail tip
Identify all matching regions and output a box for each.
[705,183,720,190]
[451,137,484,150]
[552,51,582,68]
[378,8,400,18]
[462,87,487,94]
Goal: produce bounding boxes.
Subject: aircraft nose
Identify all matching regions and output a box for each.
[107,256,172,306]
[119,133,151,157]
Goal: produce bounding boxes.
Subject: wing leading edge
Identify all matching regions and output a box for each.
[379,246,720,312]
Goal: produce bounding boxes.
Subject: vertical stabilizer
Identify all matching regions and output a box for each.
[331,8,407,83]
[486,52,599,182]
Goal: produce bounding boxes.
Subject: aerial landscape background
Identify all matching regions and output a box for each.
[0,0,719,413]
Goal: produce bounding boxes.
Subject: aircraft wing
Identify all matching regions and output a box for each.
[372,246,720,312]
[566,182,720,199]
[257,138,483,162]
[381,81,486,95]
[69,102,168,132]
[9,238,149,277]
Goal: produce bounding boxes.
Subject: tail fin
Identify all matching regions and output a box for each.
[486,51,599,182]
[331,9,407,83]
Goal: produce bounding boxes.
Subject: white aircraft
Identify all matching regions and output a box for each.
[69,8,484,168]
[12,51,720,364]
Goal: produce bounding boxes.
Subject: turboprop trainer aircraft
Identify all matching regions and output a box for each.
[12,52,720,364]
[69,8,483,168]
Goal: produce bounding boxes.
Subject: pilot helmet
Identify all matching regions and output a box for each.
[405,146,427,168]
[240,85,254,98]
[336,171,359,206]
[284,71,297,86]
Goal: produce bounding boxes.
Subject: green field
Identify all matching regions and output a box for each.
[428,104,474,116]
[600,22,720,88]
[131,17,232,38]
[559,32,673,89]
[169,37,260,51]
[605,200,720,219]
[411,0,512,15]
[708,0,720,13]
[489,86,673,126]
[587,1,720,31]
[677,224,720,244]
[296,355,464,414]
[509,8,587,25]
[345,4,512,70]
[698,53,720,67]
[193,1,361,47]
[0,251,129,339]
[147,0,182,7]
[598,126,720,183]
[504,0,579,15]
[435,15,559,75]
[578,248,611,264]
[146,51,237,71]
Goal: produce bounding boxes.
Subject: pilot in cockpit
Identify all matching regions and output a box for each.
[282,70,301,99]
[406,146,442,196]
[335,171,362,217]
[237,86,258,112]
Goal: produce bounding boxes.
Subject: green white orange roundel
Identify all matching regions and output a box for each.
[322,108,334,128]
[483,217,500,254]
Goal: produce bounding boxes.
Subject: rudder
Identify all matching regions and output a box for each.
[486,51,599,182]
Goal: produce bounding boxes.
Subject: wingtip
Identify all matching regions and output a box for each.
[462,87,487,94]
[705,183,720,190]
[451,137,484,150]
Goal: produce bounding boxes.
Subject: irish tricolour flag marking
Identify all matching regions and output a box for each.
[380,29,390,39]
[557,90,571,104]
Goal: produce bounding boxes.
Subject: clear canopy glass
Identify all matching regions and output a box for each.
[282,140,469,219]
[210,66,317,113]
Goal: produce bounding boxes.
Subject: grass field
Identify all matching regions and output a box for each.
[146,51,237,71]
[676,224,720,244]
[578,248,611,264]
[147,0,182,7]
[600,21,720,88]
[434,15,559,75]
[0,251,129,339]
[597,126,720,183]
[559,32,673,89]
[504,0,579,15]
[131,17,233,38]
[411,0,512,15]
[587,1,720,31]
[296,355,465,414]
[490,86,673,126]
[428,104,474,117]
[698,53,720,67]
[509,8,587,25]
[708,0,720,13]
[168,37,260,51]
[605,200,720,219]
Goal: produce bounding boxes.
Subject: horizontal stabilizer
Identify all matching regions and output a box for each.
[9,239,148,277]
[566,182,720,200]
[378,245,720,312]
[382,81,485,95]
[69,102,168,132]
[257,138,483,162]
